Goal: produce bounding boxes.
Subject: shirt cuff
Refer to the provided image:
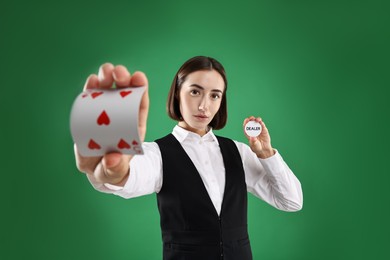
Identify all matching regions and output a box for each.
[103,159,144,198]
[258,149,285,173]
[86,174,122,194]
[86,172,128,193]
[104,183,124,191]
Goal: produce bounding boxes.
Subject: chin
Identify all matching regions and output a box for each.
[189,122,210,131]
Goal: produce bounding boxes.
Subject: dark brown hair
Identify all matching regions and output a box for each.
[167,56,228,129]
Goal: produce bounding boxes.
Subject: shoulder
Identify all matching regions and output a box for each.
[155,134,174,143]
[140,141,161,156]
[219,137,253,159]
[154,134,175,147]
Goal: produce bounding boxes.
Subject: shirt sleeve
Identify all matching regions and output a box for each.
[234,141,303,212]
[86,142,163,199]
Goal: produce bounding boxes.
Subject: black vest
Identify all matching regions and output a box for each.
[155,134,253,260]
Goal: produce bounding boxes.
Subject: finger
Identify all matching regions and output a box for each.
[113,65,131,88]
[130,71,149,141]
[83,74,99,91]
[98,63,115,89]
[253,117,268,133]
[130,71,148,87]
[249,136,258,145]
[242,118,250,127]
[261,123,269,135]
[242,116,255,127]
[138,87,149,142]
[258,119,268,132]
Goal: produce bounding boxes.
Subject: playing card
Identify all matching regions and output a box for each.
[70,87,146,157]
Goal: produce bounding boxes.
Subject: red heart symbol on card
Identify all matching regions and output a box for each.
[91,92,103,99]
[132,140,139,146]
[88,139,101,150]
[120,90,132,98]
[97,110,110,125]
[118,139,131,149]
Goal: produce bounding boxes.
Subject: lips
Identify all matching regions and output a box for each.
[194,114,209,119]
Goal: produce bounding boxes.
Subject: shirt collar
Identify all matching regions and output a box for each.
[172,125,219,144]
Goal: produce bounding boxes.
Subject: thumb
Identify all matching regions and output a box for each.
[249,137,259,147]
[102,153,131,179]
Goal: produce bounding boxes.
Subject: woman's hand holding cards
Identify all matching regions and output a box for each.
[73,63,149,185]
[243,116,275,159]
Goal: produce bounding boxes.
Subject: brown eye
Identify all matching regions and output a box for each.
[190,90,200,96]
[211,93,221,100]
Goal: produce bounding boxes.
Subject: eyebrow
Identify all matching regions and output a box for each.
[190,84,223,93]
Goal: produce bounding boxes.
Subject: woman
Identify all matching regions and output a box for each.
[74,56,303,260]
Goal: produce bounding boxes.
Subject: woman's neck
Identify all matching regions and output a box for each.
[178,121,209,137]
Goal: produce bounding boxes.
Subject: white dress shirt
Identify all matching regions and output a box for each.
[88,126,303,214]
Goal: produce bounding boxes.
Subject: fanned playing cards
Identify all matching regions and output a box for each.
[70,87,146,157]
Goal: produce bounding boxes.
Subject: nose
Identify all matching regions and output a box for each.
[198,96,209,112]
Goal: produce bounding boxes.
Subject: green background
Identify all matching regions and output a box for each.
[1,0,389,259]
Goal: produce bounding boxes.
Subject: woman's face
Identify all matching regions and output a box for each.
[178,69,225,136]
